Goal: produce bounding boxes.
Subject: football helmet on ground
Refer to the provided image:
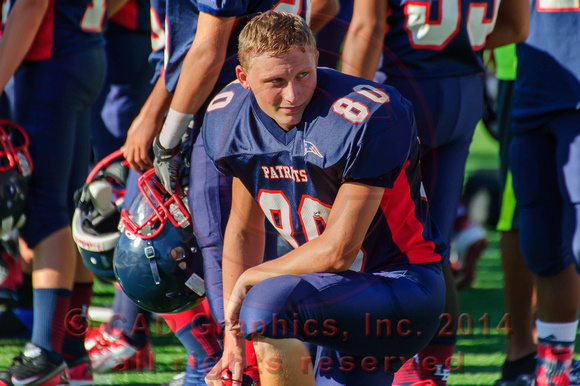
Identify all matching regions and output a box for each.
[0,120,33,237]
[113,168,205,314]
[72,150,129,283]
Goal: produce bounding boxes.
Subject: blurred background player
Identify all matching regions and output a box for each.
[341,0,529,384]
[507,3,580,385]
[0,0,125,383]
[85,0,156,374]
[491,44,537,386]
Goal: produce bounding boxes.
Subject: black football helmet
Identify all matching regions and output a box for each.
[0,120,33,237]
[113,168,205,314]
[72,150,129,283]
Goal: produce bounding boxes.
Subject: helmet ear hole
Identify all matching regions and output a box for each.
[171,247,187,270]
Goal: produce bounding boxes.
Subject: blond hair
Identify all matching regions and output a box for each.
[238,11,316,70]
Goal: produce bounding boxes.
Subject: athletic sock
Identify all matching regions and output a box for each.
[394,338,455,386]
[393,355,422,385]
[534,320,577,386]
[163,300,221,382]
[31,288,71,363]
[62,282,93,361]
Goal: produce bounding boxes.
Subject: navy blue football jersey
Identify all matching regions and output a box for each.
[4,0,106,61]
[380,0,500,78]
[512,1,580,133]
[203,68,446,272]
[164,0,311,94]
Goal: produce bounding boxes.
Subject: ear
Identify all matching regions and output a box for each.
[236,65,251,90]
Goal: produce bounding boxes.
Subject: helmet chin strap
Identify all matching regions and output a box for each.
[144,244,161,285]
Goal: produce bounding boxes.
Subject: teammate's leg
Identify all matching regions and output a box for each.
[510,115,580,384]
[1,46,105,386]
[494,78,537,385]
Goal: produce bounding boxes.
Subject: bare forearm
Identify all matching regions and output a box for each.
[241,182,385,286]
[242,232,356,288]
[0,0,48,91]
[341,0,386,80]
[141,74,173,129]
[341,28,383,80]
[170,48,224,114]
[170,18,233,115]
[222,219,265,312]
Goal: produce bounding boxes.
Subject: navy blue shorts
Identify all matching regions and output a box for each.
[239,262,445,384]
[510,110,580,276]
[14,47,106,248]
[385,74,483,259]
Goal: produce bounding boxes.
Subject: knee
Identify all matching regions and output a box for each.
[240,275,313,339]
[520,243,570,277]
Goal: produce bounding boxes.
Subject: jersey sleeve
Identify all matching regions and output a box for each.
[202,84,246,178]
[342,99,415,188]
[197,0,249,17]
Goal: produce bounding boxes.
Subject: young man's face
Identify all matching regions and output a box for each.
[236,46,317,132]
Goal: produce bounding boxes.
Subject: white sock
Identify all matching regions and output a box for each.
[537,319,578,343]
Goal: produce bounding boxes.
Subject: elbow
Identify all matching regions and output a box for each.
[324,0,340,19]
[514,22,529,43]
[325,247,360,272]
[349,18,384,46]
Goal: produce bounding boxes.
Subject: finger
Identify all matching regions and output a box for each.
[140,147,153,169]
[125,152,141,173]
[123,149,141,173]
[232,364,244,386]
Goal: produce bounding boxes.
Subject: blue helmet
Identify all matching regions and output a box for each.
[72,150,129,283]
[113,168,205,314]
[0,120,33,237]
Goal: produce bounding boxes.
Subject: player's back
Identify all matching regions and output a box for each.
[380,0,500,77]
[7,0,107,61]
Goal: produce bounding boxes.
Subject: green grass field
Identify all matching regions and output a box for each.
[0,123,520,385]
